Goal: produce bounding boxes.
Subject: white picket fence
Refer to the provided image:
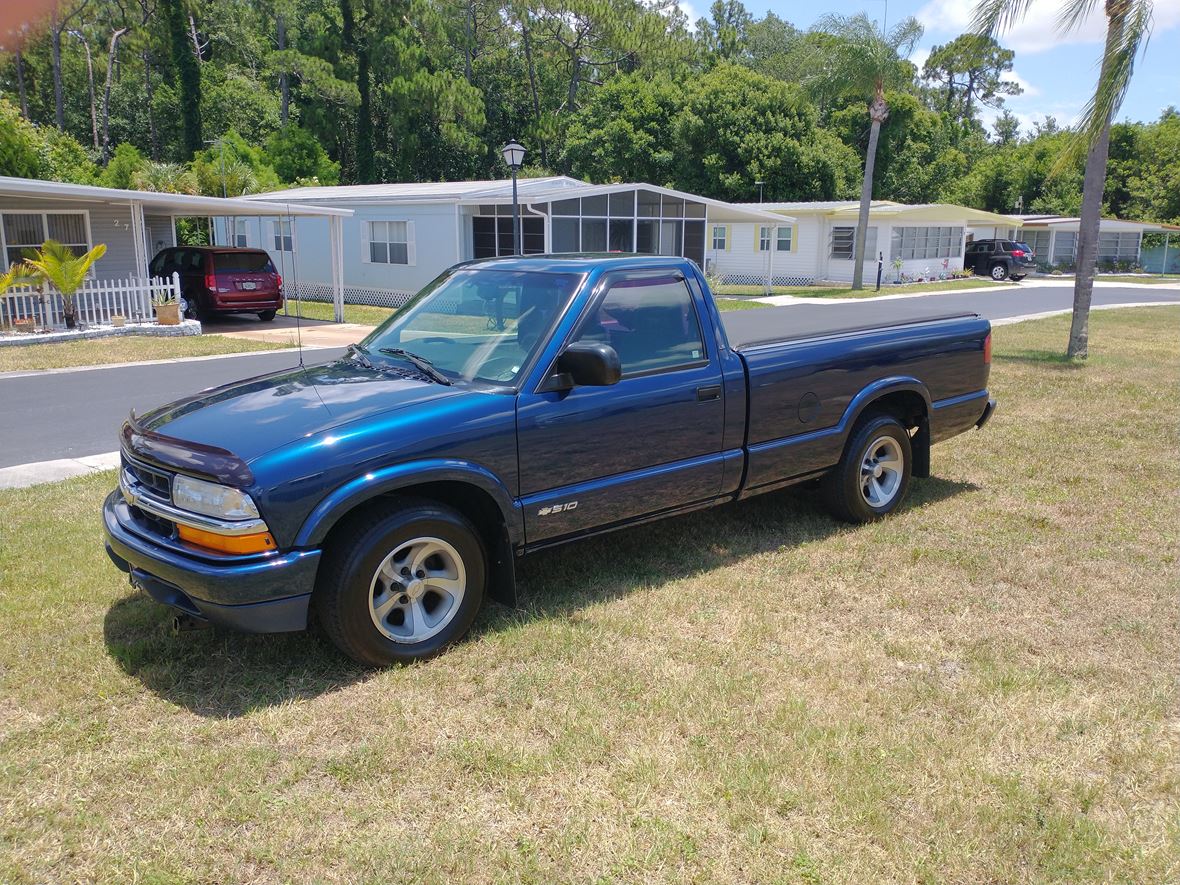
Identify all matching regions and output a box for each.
[2,272,181,329]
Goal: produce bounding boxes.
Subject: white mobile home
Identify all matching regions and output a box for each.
[970,214,1174,269]
[706,201,1016,287]
[237,177,790,308]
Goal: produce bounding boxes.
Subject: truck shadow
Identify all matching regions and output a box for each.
[102,476,976,718]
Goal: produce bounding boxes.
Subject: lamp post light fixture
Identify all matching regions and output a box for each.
[756,180,766,203]
[501,140,526,255]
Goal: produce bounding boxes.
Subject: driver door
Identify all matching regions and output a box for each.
[516,270,727,544]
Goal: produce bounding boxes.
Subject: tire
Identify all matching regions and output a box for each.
[1010,274,1025,282]
[314,499,487,666]
[822,414,913,524]
[257,309,277,322]
[990,263,1009,281]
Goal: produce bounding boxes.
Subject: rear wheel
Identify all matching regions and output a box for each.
[1010,274,1025,282]
[314,499,487,666]
[257,309,277,322]
[822,414,913,523]
[990,263,1009,281]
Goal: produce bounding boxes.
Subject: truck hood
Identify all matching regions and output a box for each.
[135,359,466,463]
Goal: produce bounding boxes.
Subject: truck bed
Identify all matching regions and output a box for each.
[720,299,980,350]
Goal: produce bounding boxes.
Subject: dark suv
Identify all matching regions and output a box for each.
[965,239,1037,282]
[149,247,284,321]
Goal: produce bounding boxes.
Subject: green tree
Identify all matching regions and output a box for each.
[810,13,923,289]
[696,0,752,64]
[976,0,1155,358]
[191,130,281,195]
[673,63,859,201]
[992,109,1021,145]
[1126,111,1180,223]
[131,161,200,193]
[564,73,683,185]
[100,142,147,189]
[161,0,202,158]
[0,97,48,178]
[264,125,340,184]
[921,33,1021,125]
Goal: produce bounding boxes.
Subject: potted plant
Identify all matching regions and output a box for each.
[153,292,181,326]
[22,240,107,329]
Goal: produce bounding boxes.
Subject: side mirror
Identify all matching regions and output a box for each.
[544,342,622,391]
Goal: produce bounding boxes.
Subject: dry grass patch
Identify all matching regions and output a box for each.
[1,307,1177,883]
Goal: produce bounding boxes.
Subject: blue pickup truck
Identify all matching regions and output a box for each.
[104,255,995,665]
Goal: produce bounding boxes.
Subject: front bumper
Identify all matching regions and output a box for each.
[103,490,320,633]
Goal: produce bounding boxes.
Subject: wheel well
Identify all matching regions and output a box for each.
[857,390,931,478]
[318,480,516,606]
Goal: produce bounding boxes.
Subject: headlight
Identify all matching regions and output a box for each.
[172,475,260,520]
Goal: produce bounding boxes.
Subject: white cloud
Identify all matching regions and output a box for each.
[917,0,1180,54]
[1005,70,1040,98]
[672,0,700,32]
[910,46,931,71]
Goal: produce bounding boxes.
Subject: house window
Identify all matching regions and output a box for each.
[711,225,727,251]
[889,226,963,261]
[272,219,293,252]
[2,211,89,268]
[832,226,878,260]
[233,218,248,247]
[1052,232,1077,264]
[757,226,793,252]
[367,220,410,265]
[1024,230,1050,258]
[1097,231,1139,262]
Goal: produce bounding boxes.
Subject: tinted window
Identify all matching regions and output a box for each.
[149,251,169,276]
[572,275,705,375]
[1002,241,1018,251]
[213,251,275,273]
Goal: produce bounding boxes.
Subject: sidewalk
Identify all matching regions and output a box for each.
[209,316,374,347]
[754,277,1180,307]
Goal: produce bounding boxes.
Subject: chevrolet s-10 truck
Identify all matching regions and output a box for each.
[104,254,996,666]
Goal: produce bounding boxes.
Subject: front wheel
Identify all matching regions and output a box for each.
[314,499,487,666]
[990,263,1009,281]
[822,415,913,523]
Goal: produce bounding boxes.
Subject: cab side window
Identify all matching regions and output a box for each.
[571,275,706,375]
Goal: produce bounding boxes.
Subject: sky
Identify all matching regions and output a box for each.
[676,0,1180,136]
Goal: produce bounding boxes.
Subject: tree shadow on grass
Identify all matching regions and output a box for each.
[995,349,1085,369]
[104,475,977,718]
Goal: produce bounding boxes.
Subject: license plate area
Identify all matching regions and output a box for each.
[241,281,257,290]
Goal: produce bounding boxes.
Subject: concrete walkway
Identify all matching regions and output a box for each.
[203,313,373,348]
[754,278,1180,306]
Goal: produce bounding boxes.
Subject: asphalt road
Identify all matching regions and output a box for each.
[2,283,1177,468]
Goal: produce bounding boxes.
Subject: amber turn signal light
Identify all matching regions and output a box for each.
[178,525,277,555]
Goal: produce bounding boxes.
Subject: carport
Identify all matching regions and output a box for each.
[0,176,353,323]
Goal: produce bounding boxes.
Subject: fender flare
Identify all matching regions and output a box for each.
[293,459,522,549]
[841,376,932,434]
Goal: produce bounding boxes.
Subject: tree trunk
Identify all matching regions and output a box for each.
[101,27,130,162]
[852,93,888,290]
[78,36,99,149]
[52,11,65,129]
[1068,12,1123,359]
[277,13,290,124]
[521,18,546,165]
[463,0,473,84]
[15,51,29,118]
[355,37,374,182]
[164,0,203,158]
[566,56,581,112]
[143,50,159,159]
[189,14,203,62]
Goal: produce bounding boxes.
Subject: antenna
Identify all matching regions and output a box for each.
[283,202,304,368]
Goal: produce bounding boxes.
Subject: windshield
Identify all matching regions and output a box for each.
[362,267,584,384]
[214,252,275,273]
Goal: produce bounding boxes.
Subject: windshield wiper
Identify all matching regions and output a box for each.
[347,342,375,369]
[378,347,453,386]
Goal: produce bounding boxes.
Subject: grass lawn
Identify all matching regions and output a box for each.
[281,299,399,326]
[717,278,1010,299]
[0,334,288,373]
[2,307,1177,883]
[1092,274,1180,285]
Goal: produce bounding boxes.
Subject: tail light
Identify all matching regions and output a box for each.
[1010,249,1025,257]
[204,272,217,292]
[275,274,283,290]
[983,332,992,364]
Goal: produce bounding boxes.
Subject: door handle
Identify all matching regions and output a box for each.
[696,385,721,402]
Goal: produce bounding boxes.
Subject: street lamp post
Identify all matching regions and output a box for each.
[756,180,765,203]
[501,140,526,255]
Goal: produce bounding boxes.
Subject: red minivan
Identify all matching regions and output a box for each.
[149,247,284,321]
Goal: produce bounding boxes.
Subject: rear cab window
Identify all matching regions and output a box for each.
[571,274,706,376]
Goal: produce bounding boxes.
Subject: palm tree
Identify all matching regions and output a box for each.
[811,13,924,290]
[0,261,37,329]
[974,0,1155,358]
[131,162,200,195]
[22,240,108,329]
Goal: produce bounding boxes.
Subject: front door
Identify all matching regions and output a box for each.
[516,269,727,544]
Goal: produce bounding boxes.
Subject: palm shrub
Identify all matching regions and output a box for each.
[0,261,37,328]
[22,240,108,329]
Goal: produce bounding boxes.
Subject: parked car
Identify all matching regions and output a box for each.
[965,239,1037,281]
[148,246,283,321]
[104,254,995,666]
